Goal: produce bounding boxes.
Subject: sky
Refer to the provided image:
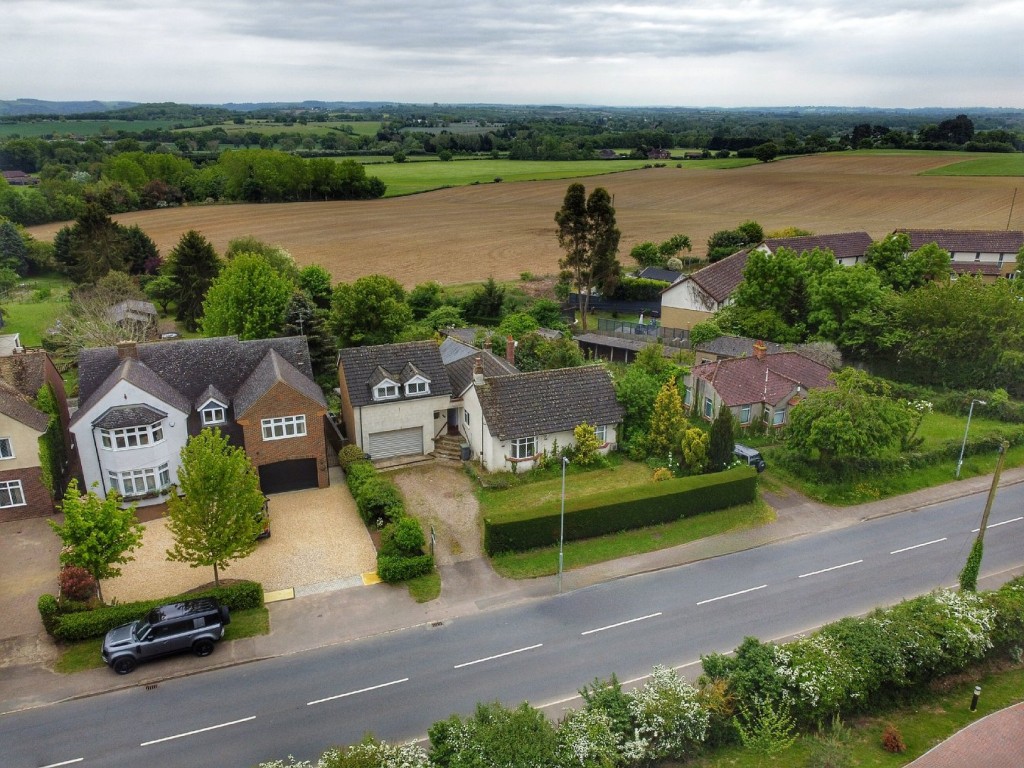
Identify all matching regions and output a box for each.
[3,0,1023,108]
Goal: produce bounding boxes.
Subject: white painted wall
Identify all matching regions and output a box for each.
[0,415,44,471]
[351,394,451,453]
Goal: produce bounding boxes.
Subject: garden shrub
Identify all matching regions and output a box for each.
[319,736,431,768]
[555,707,621,768]
[355,477,404,526]
[376,554,434,583]
[37,593,59,635]
[344,460,377,495]
[623,665,709,763]
[881,723,906,753]
[338,444,367,471]
[983,576,1024,653]
[775,633,858,725]
[58,565,98,602]
[819,616,909,706]
[701,637,791,717]
[379,517,426,558]
[579,674,634,745]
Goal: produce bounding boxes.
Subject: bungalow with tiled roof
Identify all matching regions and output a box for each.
[463,364,625,472]
[894,229,1023,280]
[71,336,329,502]
[685,340,833,429]
[660,232,873,329]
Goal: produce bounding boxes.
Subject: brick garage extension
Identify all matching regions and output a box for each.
[0,465,55,523]
[238,381,329,489]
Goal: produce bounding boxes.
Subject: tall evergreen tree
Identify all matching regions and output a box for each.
[709,405,736,471]
[647,379,685,459]
[166,230,221,332]
[0,219,29,275]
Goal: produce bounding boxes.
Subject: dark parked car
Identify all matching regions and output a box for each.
[734,443,766,472]
[101,598,230,674]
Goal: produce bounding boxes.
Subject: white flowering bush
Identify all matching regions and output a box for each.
[623,665,709,763]
[318,739,431,768]
[556,707,621,767]
[775,634,857,723]
[820,615,910,702]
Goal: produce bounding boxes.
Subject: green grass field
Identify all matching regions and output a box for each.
[2,274,71,347]
[0,119,191,138]
[922,154,1024,176]
[190,120,382,137]
[358,156,757,197]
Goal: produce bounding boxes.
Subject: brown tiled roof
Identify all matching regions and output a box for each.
[692,352,832,407]
[763,232,873,260]
[0,350,50,399]
[338,340,452,408]
[950,262,1003,276]
[895,229,1024,254]
[476,365,624,440]
[686,249,751,303]
[0,380,49,432]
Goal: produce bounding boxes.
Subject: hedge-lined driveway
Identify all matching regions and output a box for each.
[104,468,376,603]
[0,516,62,665]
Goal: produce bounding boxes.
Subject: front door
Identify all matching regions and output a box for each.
[446,408,460,436]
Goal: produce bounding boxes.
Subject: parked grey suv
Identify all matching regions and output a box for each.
[101,598,230,674]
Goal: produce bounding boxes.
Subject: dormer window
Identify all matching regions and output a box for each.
[405,378,430,396]
[374,381,400,401]
[200,400,227,426]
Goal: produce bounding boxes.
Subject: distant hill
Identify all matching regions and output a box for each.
[0,99,137,117]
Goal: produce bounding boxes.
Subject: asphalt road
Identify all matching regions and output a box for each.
[4,485,1023,768]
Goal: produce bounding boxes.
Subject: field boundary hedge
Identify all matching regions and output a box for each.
[483,466,757,554]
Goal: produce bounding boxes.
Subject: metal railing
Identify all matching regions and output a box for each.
[595,318,689,347]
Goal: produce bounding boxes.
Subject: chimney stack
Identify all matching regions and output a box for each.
[483,336,493,353]
[505,335,516,364]
[473,354,485,386]
[753,340,767,360]
[116,340,138,360]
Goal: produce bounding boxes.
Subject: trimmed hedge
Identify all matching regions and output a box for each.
[484,466,757,554]
[345,460,377,495]
[356,476,405,526]
[377,553,434,583]
[42,580,264,643]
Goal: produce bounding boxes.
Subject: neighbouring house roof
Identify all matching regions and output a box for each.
[106,299,157,325]
[0,380,49,432]
[440,336,518,396]
[476,365,625,440]
[0,334,23,356]
[441,326,562,346]
[895,229,1024,254]
[683,249,751,304]
[338,340,452,408]
[637,267,682,283]
[92,404,167,430]
[73,336,319,427]
[762,231,873,261]
[0,348,49,398]
[694,335,788,360]
[950,262,1003,277]
[692,351,833,408]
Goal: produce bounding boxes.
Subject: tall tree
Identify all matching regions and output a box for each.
[165,428,265,587]
[201,252,294,339]
[49,479,144,603]
[52,204,130,283]
[298,264,334,309]
[282,290,336,387]
[708,405,736,471]
[0,219,29,274]
[166,230,221,331]
[332,274,413,347]
[865,233,950,292]
[647,379,686,459]
[555,183,621,330]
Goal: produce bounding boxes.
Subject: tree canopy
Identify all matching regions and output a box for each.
[332,274,413,347]
[166,230,221,332]
[201,251,294,340]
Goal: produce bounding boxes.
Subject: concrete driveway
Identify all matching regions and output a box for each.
[104,467,377,603]
[0,515,62,666]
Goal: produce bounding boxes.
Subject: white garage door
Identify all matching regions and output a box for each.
[368,427,424,459]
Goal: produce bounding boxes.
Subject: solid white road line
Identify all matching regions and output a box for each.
[696,584,768,606]
[454,643,543,669]
[38,759,84,768]
[140,716,256,747]
[972,516,1023,533]
[890,537,947,555]
[798,560,863,579]
[581,612,663,636]
[307,677,410,706]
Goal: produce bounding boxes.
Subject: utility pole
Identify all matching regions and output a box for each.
[959,440,1008,592]
[976,440,1008,548]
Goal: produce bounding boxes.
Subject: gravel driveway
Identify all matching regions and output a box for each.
[390,463,481,565]
[104,467,377,603]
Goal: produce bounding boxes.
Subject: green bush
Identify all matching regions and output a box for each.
[610,276,671,302]
[44,580,264,642]
[345,460,377,495]
[377,553,434,583]
[984,576,1024,652]
[483,466,757,554]
[338,444,367,471]
[380,517,426,558]
[355,476,405,526]
[38,593,59,635]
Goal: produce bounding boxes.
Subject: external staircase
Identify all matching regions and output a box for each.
[432,433,465,461]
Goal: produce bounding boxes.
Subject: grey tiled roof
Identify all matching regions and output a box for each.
[895,229,1024,254]
[92,404,167,430]
[74,336,317,427]
[195,384,228,409]
[0,380,48,432]
[235,349,327,417]
[338,341,452,408]
[637,267,682,283]
[763,232,873,260]
[446,349,518,397]
[694,335,787,359]
[476,365,624,440]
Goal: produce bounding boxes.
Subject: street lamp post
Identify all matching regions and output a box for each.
[956,399,986,479]
[558,456,568,594]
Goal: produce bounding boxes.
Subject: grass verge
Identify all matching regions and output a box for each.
[53,606,271,674]
[686,658,1024,767]
[407,571,441,603]
[490,499,774,579]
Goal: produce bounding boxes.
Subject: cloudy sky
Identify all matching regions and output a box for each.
[3,0,1022,108]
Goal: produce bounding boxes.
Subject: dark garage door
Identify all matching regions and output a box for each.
[259,459,319,494]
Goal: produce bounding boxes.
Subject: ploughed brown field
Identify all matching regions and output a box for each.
[27,154,1024,288]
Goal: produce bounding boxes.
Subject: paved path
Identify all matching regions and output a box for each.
[3,464,1024,765]
[907,702,1024,768]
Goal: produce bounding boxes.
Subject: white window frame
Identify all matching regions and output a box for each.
[405,378,430,396]
[773,408,786,426]
[261,414,307,441]
[373,382,399,401]
[0,437,13,459]
[740,405,752,424]
[99,422,165,451]
[0,479,25,508]
[594,424,608,444]
[201,405,226,426]
[463,410,470,425]
[703,396,714,419]
[684,388,693,406]
[511,436,537,460]
[108,463,171,497]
